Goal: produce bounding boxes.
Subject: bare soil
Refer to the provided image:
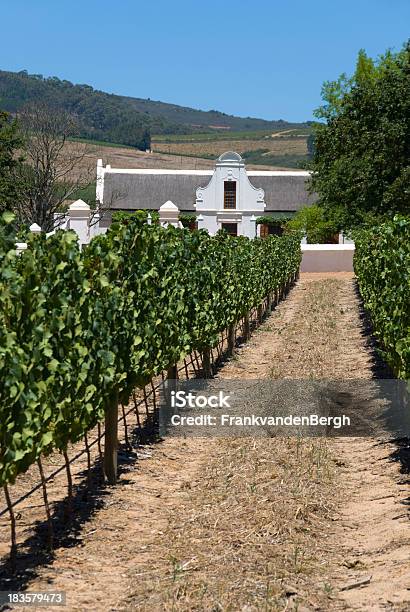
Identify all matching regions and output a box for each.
[1,273,409,611]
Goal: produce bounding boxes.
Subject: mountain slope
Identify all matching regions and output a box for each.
[121,95,305,132]
[0,69,309,150]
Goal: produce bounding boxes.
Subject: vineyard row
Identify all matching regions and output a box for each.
[354,215,410,380]
[0,211,301,491]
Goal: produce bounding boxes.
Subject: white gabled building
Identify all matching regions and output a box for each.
[195,151,265,237]
[97,151,315,236]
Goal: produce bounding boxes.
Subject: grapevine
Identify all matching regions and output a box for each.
[0,211,301,488]
[354,216,410,380]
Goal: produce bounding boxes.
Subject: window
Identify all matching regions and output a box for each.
[260,223,283,238]
[224,181,237,209]
[221,222,238,236]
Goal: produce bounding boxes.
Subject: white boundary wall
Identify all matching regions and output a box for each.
[301,244,355,273]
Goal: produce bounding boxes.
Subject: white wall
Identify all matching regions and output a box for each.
[300,244,355,273]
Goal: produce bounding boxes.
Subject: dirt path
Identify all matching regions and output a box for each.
[4,273,410,611]
[330,438,410,610]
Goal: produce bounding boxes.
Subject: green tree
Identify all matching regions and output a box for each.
[285,205,337,243]
[0,111,22,212]
[310,42,410,228]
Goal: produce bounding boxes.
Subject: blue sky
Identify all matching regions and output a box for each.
[1,0,409,122]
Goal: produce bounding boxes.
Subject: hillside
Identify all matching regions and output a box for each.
[121,95,307,133]
[0,69,310,151]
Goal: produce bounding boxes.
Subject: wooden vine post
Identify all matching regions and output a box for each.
[121,404,131,450]
[243,313,250,342]
[104,388,119,485]
[37,458,53,549]
[166,365,178,396]
[257,303,263,325]
[228,323,236,355]
[63,450,73,517]
[202,348,212,378]
[3,484,16,567]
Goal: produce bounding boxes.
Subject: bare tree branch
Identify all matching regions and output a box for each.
[13,103,95,232]
[89,184,128,227]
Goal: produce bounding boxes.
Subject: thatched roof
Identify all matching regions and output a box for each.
[103,168,315,213]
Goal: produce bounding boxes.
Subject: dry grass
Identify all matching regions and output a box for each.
[124,436,338,611]
[268,275,372,381]
[64,141,286,174]
[269,278,341,380]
